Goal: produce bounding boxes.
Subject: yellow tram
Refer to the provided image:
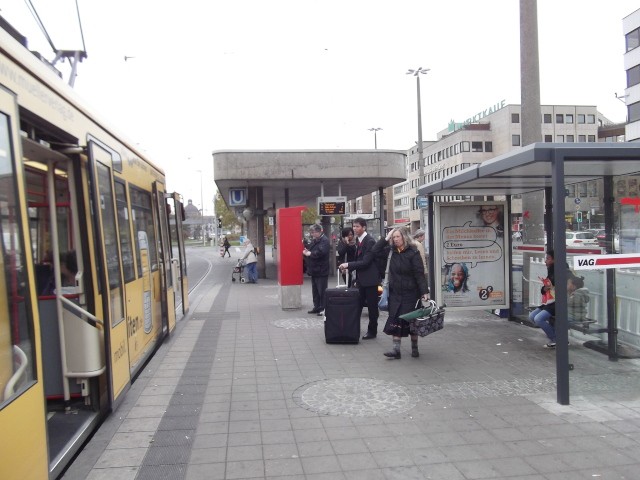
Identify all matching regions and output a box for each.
[0,20,189,479]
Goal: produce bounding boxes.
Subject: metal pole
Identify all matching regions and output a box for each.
[200,173,205,247]
[603,176,618,361]
[551,149,570,405]
[416,75,424,168]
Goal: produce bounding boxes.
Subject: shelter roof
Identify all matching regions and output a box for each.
[418,143,640,197]
[213,149,407,208]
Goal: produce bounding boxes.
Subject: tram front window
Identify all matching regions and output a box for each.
[0,113,36,407]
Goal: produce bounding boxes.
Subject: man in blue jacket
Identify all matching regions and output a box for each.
[303,224,330,315]
[338,217,381,339]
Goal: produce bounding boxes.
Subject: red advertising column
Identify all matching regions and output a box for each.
[276,206,306,309]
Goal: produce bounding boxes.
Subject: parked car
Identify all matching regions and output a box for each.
[593,229,620,251]
[594,229,606,246]
[565,231,599,247]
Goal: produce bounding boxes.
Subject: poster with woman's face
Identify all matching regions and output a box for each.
[435,202,509,310]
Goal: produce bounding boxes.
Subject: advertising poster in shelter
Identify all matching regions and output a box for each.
[434,202,509,310]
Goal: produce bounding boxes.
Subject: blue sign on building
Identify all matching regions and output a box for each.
[229,188,248,207]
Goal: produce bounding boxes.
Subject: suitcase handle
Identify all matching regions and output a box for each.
[335,269,347,288]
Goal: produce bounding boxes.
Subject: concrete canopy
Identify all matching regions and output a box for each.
[212,150,407,208]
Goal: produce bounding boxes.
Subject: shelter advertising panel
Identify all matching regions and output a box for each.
[434,202,509,310]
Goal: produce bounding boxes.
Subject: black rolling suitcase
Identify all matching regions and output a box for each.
[324,271,360,344]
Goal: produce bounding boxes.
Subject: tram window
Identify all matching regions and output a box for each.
[96,164,121,289]
[115,181,135,282]
[130,187,158,276]
[0,113,36,407]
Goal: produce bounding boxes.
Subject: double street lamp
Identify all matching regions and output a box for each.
[406,67,429,167]
[368,127,382,149]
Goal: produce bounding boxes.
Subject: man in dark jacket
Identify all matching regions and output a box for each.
[338,217,381,339]
[303,224,330,315]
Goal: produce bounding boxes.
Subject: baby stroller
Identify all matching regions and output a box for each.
[232,259,246,283]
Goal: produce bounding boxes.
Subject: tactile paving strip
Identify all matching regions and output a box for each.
[293,378,418,417]
[271,317,324,329]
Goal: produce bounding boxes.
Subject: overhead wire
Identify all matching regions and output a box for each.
[74,0,87,53]
[23,0,57,52]
[23,0,87,55]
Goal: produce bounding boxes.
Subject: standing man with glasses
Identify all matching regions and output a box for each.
[303,224,330,316]
[338,217,380,339]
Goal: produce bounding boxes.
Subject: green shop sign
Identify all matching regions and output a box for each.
[448,99,506,132]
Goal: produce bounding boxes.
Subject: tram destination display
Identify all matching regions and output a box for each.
[317,196,346,216]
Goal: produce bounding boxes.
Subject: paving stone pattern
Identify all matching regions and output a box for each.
[62,247,640,480]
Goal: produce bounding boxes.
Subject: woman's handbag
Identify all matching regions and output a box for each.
[377,249,393,311]
[399,300,445,337]
[378,287,389,311]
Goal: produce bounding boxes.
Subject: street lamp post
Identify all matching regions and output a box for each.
[407,67,433,296]
[368,127,382,149]
[196,169,205,247]
[406,67,429,168]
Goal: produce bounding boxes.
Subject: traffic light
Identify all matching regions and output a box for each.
[576,211,582,223]
[217,218,222,228]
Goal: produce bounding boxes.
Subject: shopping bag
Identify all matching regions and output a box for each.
[378,287,389,311]
[409,309,445,337]
[399,300,438,321]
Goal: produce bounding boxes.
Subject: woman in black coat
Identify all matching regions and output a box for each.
[373,227,429,359]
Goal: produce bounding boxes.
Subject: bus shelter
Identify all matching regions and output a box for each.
[418,142,640,405]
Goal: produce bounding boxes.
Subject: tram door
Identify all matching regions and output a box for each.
[0,86,49,479]
[88,141,130,404]
[153,182,171,334]
[168,192,189,315]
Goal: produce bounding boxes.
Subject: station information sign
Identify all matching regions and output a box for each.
[317,196,346,216]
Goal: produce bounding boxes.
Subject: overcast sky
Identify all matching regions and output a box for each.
[3,0,639,214]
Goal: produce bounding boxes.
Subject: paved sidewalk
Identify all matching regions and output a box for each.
[63,246,640,480]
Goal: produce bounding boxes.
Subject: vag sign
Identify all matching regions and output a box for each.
[576,258,596,267]
[573,254,640,270]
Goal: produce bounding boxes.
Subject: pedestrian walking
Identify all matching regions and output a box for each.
[372,227,429,359]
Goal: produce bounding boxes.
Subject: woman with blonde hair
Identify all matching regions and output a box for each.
[372,226,429,359]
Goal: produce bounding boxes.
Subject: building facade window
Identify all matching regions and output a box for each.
[577,114,585,124]
[578,135,586,142]
[566,114,574,124]
[543,113,552,123]
[471,141,483,152]
[588,135,595,142]
[567,135,574,142]
[626,27,640,52]
[587,114,595,124]
[461,141,470,152]
[557,135,564,142]
[511,113,520,123]
[556,114,564,123]
[628,64,640,88]
[484,141,492,152]
[511,134,520,146]
[544,134,552,142]
[629,101,640,123]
